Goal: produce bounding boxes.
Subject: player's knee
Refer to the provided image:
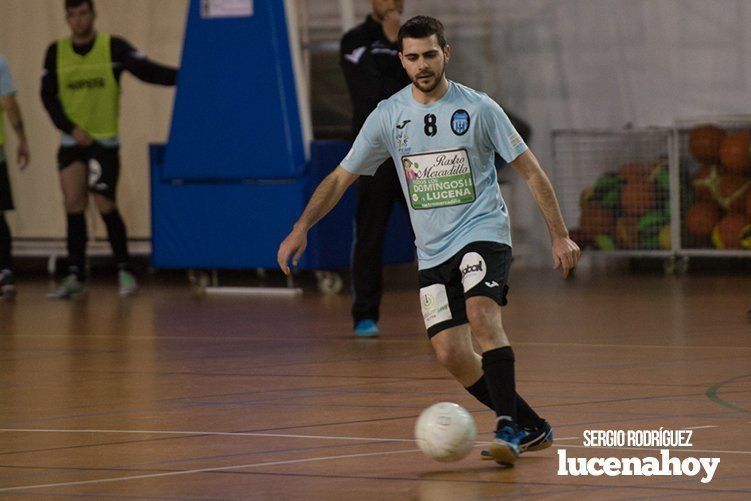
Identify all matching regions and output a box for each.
[432,342,469,372]
[94,196,116,214]
[64,197,87,213]
[466,302,495,333]
[466,302,508,347]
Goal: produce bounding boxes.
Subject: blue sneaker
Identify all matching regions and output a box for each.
[354,319,379,337]
[520,420,553,452]
[481,420,553,460]
[487,426,522,467]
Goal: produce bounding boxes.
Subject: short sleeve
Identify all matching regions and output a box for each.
[480,95,528,162]
[340,107,391,176]
[0,55,17,97]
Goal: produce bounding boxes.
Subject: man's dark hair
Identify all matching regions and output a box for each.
[65,0,94,11]
[397,16,447,52]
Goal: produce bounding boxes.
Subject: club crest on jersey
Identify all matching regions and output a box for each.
[451,109,470,136]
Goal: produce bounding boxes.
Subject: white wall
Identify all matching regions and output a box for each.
[307,0,751,263]
[0,0,187,239]
[4,1,750,265]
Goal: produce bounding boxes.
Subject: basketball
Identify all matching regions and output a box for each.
[414,402,477,462]
[719,132,751,175]
[689,124,726,163]
[621,181,655,217]
[715,175,751,212]
[618,163,648,184]
[685,201,720,237]
[692,164,721,201]
[579,203,614,240]
[712,213,749,249]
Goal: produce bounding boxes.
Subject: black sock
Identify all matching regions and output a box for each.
[466,376,544,428]
[482,346,517,430]
[67,212,87,281]
[516,394,544,428]
[0,213,11,271]
[101,209,130,269]
[465,377,494,410]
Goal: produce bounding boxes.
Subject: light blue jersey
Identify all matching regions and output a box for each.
[340,81,528,270]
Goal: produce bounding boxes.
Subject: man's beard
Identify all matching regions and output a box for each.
[412,66,445,93]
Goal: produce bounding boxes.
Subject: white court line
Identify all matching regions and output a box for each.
[0,447,421,493]
[11,333,751,351]
[553,444,751,456]
[0,428,413,443]
[0,428,581,444]
[0,430,579,492]
[684,425,718,430]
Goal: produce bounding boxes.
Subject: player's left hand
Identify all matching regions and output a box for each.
[552,236,580,279]
[277,227,308,276]
[17,140,29,170]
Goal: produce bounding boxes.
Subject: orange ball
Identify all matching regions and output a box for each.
[713,213,749,249]
[620,181,655,217]
[719,132,751,174]
[685,201,720,237]
[618,163,648,184]
[579,203,613,240]
[689,125,726,163]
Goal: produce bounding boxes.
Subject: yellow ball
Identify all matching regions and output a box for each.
[741,224,751,250]
[658,225,671,250]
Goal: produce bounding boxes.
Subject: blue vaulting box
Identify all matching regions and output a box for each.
[151,0,414,271]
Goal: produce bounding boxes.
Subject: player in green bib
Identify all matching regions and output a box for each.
[41,0,177,299]
[279,16,579,467]
[0,54,31,299]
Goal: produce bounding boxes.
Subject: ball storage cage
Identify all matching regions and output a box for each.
[674,116,751,258]
[553,120,751,271]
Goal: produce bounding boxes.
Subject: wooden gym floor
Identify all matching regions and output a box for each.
[1,265,750,499]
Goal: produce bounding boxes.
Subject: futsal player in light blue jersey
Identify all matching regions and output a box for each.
[279,15,579,467]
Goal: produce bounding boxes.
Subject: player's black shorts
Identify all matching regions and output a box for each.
[0,161,14,211]
[57,144,120,201]
[418,241,512,338]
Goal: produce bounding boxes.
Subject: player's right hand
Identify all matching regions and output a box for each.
[72,127,94,147]
[16,140,30,170]
[277,228,308,276]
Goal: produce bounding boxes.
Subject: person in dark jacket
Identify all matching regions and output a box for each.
[340,0,411,336]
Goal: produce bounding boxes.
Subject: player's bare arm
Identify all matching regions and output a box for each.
[510,149,580,277]
[0,94,29,169]
[277,166,360,275]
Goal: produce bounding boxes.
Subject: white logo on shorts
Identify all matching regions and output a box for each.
[419,284,452,329]
[88,158,102,188]
[459,252,486,292]
[485,281,499,288]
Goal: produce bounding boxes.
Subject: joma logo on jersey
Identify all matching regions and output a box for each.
[67,77,106,90]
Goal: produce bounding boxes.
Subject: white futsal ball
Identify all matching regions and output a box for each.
[414,402,477,462]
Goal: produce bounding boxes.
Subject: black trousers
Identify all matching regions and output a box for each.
[351,159,408,325]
